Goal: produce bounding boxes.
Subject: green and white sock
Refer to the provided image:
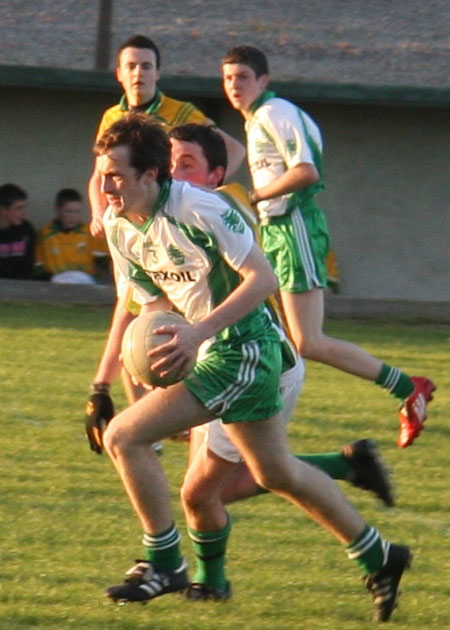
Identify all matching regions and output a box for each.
[187,516,231,590]
[345,525,388,575]
[376,363,415,400]
[143,523,183,571]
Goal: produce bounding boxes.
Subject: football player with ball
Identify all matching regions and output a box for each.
[87,113,410,622]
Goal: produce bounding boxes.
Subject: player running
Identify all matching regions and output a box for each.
[221,45,435,449]
[88,113,411,622]
[168,122,395,602]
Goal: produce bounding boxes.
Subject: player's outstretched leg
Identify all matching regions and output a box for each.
[106,558,189,604]
[397,376,436,448]
[342,439,394,507]
[225,417,412,622]
[363,543,412,622]
[284,440,394,507]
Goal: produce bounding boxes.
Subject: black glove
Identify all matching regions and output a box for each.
[85,382,114,455]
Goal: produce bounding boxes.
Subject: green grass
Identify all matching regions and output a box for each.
[0,302,449,629]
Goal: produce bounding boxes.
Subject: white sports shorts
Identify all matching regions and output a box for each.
[192,357,305,463]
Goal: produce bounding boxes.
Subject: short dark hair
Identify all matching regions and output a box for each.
[222,45,269,78]
[169,124,228,186]
[118,34,161,69]
[0,183,27,208]
[94,113,170,185]
[55,188,82,208]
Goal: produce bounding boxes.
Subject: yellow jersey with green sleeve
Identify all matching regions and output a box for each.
[246,90,325,222]
[35,220,109,277]
[96,90,213,139]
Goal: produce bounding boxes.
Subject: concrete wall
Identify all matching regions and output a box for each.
[0,86,115,228]
[200,97,450,303]
[1,84,448,303]
[307,102,450,302]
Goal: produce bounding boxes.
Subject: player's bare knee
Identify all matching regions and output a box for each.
[103,421,134,458]
[251,464,290,493]
[102,424,119,458]
[295,335,327,361]
[295,336,314,358]
[180,478,213,512]
[180,478,194,509]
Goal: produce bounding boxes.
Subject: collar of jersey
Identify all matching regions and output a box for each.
[119,90,162,114]
[249,90,276,115]
[52,218,83,234]
[128,179,172,232]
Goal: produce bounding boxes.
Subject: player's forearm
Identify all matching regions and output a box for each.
[88,167,107,220]
[93,346,123,387]
[193,245,278,342]
[251,162,319,203]
[93,295,135,385]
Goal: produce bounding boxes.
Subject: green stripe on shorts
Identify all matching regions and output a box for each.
[260,202,330,293]
[184,337,282,423]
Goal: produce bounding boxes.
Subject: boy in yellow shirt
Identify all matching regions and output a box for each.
[35,188,109,284]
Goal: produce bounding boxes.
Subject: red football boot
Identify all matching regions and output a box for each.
[398,377,436,447]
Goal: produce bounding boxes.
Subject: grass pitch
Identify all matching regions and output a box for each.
[0,302,449,629]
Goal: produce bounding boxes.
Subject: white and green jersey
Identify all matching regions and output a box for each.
[103,179,276,346]
[246,90,325,221]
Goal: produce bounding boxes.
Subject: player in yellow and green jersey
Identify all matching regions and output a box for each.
[88,34,245,238]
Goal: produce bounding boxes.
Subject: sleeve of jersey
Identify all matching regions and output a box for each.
[96,115,107,140]
[189,108,214,126]
[262,101,314,169]
[102,214,128,298]
[95,108,116,140]
[187,192,255,270]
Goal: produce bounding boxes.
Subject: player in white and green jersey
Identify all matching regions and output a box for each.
[169,121,393,489]
[168,123,394,601]
[104,175,283,422]
[87,113,411,623]
[222,45,435,451]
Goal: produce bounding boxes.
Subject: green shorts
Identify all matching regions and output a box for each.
[184,337,282,423]
[260,203,330,293]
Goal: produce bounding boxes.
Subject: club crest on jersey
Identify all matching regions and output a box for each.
[286,139,297,156]
[167,244,185,265]
[255,138,266,153]
[221,208,245,233]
